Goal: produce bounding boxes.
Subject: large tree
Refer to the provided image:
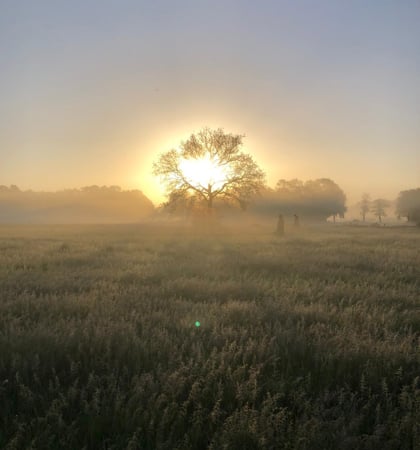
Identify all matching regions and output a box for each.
[153,128,266,211]
[396,188,420,225]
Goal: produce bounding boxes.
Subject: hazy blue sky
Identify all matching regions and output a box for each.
[1,0,419,204]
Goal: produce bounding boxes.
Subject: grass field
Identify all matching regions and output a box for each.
[0,223,419,449]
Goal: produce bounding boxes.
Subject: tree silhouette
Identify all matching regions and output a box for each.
[371,198,391,223]
[396,188,420,225]
[153,128,265,211]
[253,178,346,221]
[359,193,370,222]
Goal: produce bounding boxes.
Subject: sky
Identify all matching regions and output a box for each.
[1,0,419,206]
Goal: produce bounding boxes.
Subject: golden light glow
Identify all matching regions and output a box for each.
[179,155,228,189]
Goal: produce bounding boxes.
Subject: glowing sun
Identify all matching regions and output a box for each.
[179,155,229,189]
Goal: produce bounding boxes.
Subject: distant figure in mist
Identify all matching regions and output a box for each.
[293,214,300,227]
[276,213,284,236]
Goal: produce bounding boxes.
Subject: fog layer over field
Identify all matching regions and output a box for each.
[0,186,154,224]
[0,224,419,449]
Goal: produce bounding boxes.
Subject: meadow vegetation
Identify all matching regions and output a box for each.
[0,223,419,449]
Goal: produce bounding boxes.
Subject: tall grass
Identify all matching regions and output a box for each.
[0,224,419,449]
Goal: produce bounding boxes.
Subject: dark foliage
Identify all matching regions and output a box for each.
[153,128,266,211]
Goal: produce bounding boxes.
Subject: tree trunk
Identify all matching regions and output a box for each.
[206,185,214,210]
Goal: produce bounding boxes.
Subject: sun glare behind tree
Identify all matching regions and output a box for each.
[178,154,229,191]
[153,127,266,212]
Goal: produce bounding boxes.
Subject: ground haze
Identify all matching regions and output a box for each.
[0,224,419,449]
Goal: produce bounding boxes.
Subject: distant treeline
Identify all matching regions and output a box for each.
[2,183,419,225]
[164,178,348,222]
[163,179,420,225]
[251,178,347,221]
[0,185,154,223]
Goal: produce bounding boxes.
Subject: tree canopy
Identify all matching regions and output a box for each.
[252,178,347,221]
[371,198,391,223]
[396,188,420,225]
[153,128,266,211]
[359,193,371,222]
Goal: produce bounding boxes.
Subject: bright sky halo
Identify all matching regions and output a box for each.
[179,155,229,190]
[1,1,418,207]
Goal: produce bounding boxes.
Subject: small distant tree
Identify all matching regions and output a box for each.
[371,198,391,223]
[396,188,420,226]
[153,128,266,213]
[359,193,370,222]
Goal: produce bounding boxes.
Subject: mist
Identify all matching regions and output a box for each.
[0,180,414,227]
[1,1,419,447]
[0,185,154,224]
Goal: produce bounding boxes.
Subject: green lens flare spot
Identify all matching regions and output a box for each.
[195,321,201,327]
